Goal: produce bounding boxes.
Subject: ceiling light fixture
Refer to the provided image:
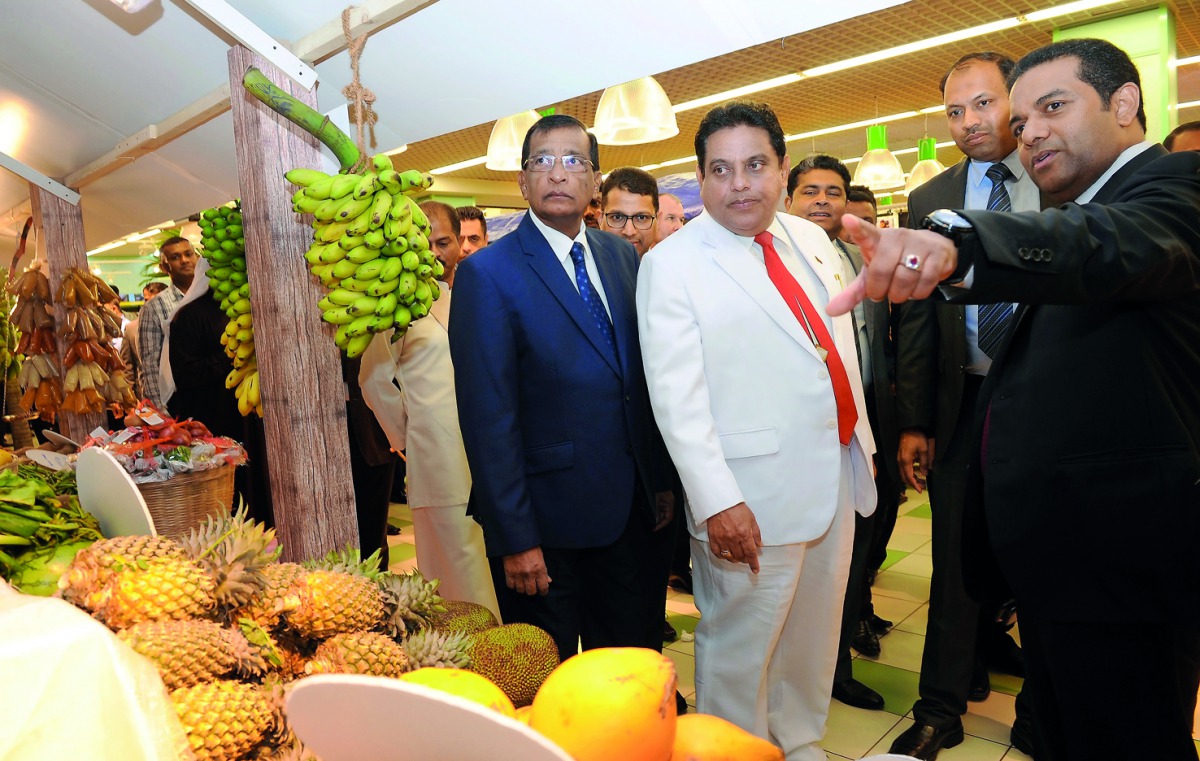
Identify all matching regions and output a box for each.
[109,0,155,11]
[904,136,947,193]
[593,77,679,145]
[853,124,905,191]
[485,110,542,172]
[385,144,409,156]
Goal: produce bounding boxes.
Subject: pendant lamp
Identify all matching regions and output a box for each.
[592,77,679,146]
[110,0,154,10]
[485,110,542,171]
[852,124,904,191]
[904,137,946,193]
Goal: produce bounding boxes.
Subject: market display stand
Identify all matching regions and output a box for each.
[29,186,106,442]
[226,46,358,561]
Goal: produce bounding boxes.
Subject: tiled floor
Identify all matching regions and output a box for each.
[385,495,1200,760]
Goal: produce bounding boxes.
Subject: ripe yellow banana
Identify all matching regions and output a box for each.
[331,258,361,280]
[368,191,392,229]
[365,277,400,297]
[355,259,386,281]
[330,173,362,200]
[322,306,356,325]
[346,245,382,265]
[353,172,381,200]
[334,194,374,222]
[286,168,332,187]
[347,296,379,316]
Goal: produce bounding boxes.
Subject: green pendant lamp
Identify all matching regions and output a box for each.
[852,124,904,191]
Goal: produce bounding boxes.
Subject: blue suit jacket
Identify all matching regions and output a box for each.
[448,212,667,557]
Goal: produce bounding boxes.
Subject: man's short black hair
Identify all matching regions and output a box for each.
[939,51,1017,95]
[787,155,852,198]
[521,114,600,169]
[143,281,167,298]
[847,185,877,209]
[1164,120,1200,151]
[420,200,461,237]
[159,235,189,250]
[600,167,660,212]
[1009,38,1147,131]
[694,101,787,176]
[456,205,487,233]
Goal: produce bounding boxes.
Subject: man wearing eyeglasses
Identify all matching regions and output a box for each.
[449,114,675,669]
[600,166,659,257]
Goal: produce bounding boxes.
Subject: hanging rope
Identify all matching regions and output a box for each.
[341,6,378,174]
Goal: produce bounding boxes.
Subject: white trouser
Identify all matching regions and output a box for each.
[411,504,501,621]
[692,453,854,761]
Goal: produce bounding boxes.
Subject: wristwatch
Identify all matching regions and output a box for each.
[921,209,973,246]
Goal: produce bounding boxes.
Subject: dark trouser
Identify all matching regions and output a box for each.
[489,499,655,664]
[913,374,984,727]
[347,424,395,568]
[643,496,679,653]
[1019,615,1200,761]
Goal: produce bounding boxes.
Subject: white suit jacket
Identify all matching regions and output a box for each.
[636,211,876,546]
[359,285,472,508]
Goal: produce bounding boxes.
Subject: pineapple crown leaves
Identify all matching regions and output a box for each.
[377,570,447,638]
[302,545,383,580]
[401,627,473,671]
[239,618,285,670]
[181,504,281,615]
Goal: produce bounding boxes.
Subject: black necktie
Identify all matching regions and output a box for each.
[978,163,1015,357]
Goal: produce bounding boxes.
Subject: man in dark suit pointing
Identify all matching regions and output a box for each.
[831,38,1200,761]
[449,114,673,665]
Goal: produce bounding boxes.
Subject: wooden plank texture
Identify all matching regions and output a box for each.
[227,46,358,562]
[29,185,107,443]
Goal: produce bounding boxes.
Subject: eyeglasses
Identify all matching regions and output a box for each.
[523,154,594,173]
[604,212,656,230]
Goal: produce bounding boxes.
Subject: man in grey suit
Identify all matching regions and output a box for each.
[891,51,1038,759]
[785,154,901,714]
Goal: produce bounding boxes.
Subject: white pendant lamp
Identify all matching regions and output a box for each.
[904,137,946,194]
[110,0,154,11]
[592,77,679,146]
[853,124,905,191]
[485,110,542,171]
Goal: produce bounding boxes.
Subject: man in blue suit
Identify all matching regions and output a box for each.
[448,114,674,664]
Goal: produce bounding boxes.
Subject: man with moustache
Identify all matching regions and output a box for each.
[638,101,876,761]
[831,37,1200,761]
[785,154,900,713]
[890,51,1038,759]
[449,114,674,665]
[139,236,197,411]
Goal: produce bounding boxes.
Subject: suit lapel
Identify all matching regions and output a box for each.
[703,214,823,361]
[520,215,622,376]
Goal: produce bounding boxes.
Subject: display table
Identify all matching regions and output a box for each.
[0,581,187,760]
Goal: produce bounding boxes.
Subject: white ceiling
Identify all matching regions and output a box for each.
[0,0,901,260]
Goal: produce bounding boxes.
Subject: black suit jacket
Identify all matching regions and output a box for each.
[956,146,1200,624]
[895,160,973,453]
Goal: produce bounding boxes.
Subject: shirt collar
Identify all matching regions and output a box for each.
[1074,141,1154,204]
[527,210,590,266]
[967,149,1027,190]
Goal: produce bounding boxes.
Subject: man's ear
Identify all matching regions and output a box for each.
[1111,82,1141,128]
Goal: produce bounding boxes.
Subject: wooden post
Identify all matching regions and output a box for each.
[226,47,359,562]
[29,185,107,443]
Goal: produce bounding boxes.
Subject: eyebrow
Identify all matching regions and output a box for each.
[1010,88,1070,127]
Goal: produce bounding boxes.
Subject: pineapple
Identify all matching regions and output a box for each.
[89,554,216,629]
[303,546,383,580]
[306,631,409,677]
[378,570,446,637]
[235,562,306,629]
[181,506,281,621]
[283,569,385,639]
[59,535,189,611]
[118,620,266,690]
[401,627,473,670]
[171,680,276,761]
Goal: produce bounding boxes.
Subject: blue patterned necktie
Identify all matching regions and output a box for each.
[978,162,1015,358]
[569,242,617,358]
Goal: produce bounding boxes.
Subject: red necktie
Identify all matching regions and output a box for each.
[755,231,858,446]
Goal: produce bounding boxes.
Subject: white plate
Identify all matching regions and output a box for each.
[286,674,572,761]
[42,430,80,449]
[76,448,155,537]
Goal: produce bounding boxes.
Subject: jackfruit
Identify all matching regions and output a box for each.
[466,623,559,707]
[428,599,498,635]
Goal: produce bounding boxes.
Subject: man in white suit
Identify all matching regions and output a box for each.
[637,101,877,761]
[360,201,499,618]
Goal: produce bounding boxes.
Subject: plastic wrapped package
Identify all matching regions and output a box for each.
[0,581,191,760]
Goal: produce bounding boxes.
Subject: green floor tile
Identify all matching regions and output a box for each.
[852,659,921,716]
[667,613,699,635]
[906,503,932,519]
[388,542,417,562]
[386,515,412,530]
[990,670,1024,698]
[878,548,909,572]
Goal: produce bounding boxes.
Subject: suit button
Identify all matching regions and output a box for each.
[826,419,837,430]
[1018,247,1029,259]
[624,393,631,402]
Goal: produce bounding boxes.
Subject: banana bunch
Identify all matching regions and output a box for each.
[197,202,262,418]
[56,267,135,413]
[6,266,61,421]
[0,268,20,383]
[286,153,443,358]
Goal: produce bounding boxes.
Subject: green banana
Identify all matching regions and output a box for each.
[244,67,360,171]
[344,333,374,359]
[432,259,445,279]
[372,153,393,173]
[378,167,402,195]
[365,277,401,297]
[348,296,380,316]
[326,288,361,306]
[339,235,366,251]
[303,174,338,200]
[374,291,399,317]
[362,229,386,250]
[386,236,410,257]
[339,277,376,293]
[368,191,392,228]
[285,168,331,187]
[379,257,403,282]
[393,305,413,332]
[414,281,431,304]
[330,173,362,200]
[346,245,382,265]
[321,306,356,325]
[334,194,374,222]
[355,259,386,281]
[398,271,418,299]
[353,172,381,200]
[314,197,344,222]
[345,314,376,338]
[400,251,420,271]
[331,258,360,280]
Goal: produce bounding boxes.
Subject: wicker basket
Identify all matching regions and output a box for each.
[136,465,235,539]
